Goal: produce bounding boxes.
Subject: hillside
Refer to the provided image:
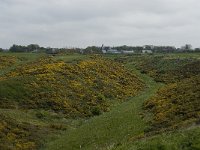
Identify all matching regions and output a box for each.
[0,54,145,150]
[112,53,200,150]
[0,56,145,117]
[114,54,200,83]
[144,75,200,132]
[0,53,200,150]
[43,65,163,150]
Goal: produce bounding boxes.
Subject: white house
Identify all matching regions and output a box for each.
[142,50,153,54]
[101,45,122,54]
[122,50,135,54]
[107,49,121,54]
[102,50,107,54]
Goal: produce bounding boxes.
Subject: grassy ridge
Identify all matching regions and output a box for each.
[0,56,145,118]
[0,53,44,76]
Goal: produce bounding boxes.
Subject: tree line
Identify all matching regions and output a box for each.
[0,44,200,54]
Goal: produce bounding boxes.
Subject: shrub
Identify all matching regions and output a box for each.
[0,57,145,118]
[0,56,18,69]
[144,75,200,131]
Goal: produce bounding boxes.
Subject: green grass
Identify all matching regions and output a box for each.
[53,53,90,62]
[42,65,163,150]
[0,52,45,76]
[0,109,47,126]
[115,127,200,150]
[0,52,45,60]
[161,52,200,59]
[0,53,89,75]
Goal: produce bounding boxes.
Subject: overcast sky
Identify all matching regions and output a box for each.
[0,0,200,48]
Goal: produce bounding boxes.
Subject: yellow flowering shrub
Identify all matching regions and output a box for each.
[0,56,145,118]
[0,56,17,69]
[115,55,200,83]
[0,114,38,150]
[144,75,200,132]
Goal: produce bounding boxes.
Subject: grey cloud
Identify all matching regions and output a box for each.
[0,0,200,48]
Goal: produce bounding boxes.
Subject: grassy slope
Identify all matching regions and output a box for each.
[1,56,144,117]
[116,126,200,150]
[0,53,89,76]
[43,64,163,150]
[54,53,90,62]
[0,52,45,76]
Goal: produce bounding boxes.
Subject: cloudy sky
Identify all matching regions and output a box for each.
[0,0,200,48]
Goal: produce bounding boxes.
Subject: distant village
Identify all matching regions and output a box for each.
[100,44,195,54]
[0,44,199,54]
[101,45,153,54]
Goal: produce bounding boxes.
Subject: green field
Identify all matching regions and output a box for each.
[0,52,199,150]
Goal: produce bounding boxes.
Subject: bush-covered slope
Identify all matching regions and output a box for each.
[115,55,200,83]
[0,56,18,69]
[0,56,145,150]
[0,56,145,118]
[144,75,200,132]
[0,114,42,150]
[2,53,199,150]
[109,54,200,150]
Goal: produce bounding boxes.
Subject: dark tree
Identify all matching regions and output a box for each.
[27,44,40,52]
[9,44,27,52]
[84,46,102,54]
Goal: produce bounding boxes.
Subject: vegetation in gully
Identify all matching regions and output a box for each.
[0,52,199,150]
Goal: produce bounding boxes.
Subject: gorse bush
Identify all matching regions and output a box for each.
[131,55,200,132]
[0,56,146,149]
[115,55,200,83]
[162,61,200,83]
[0,114,38,150]
[0,56,145,118]
[114,55,200,133]
[144,75,200,132]
[0,113,64,150]
[0,56,18,69]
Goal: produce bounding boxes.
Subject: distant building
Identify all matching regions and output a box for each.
[142,50,153,54]
[181,44,192,50]
[102,44,153,54]
[102,50,107,54]
[143,45,154,50]
[31,49,39,53]
[101,45,121,54]
[122,50,135,54]
[80,49,84,54]
[107,49,121,54]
